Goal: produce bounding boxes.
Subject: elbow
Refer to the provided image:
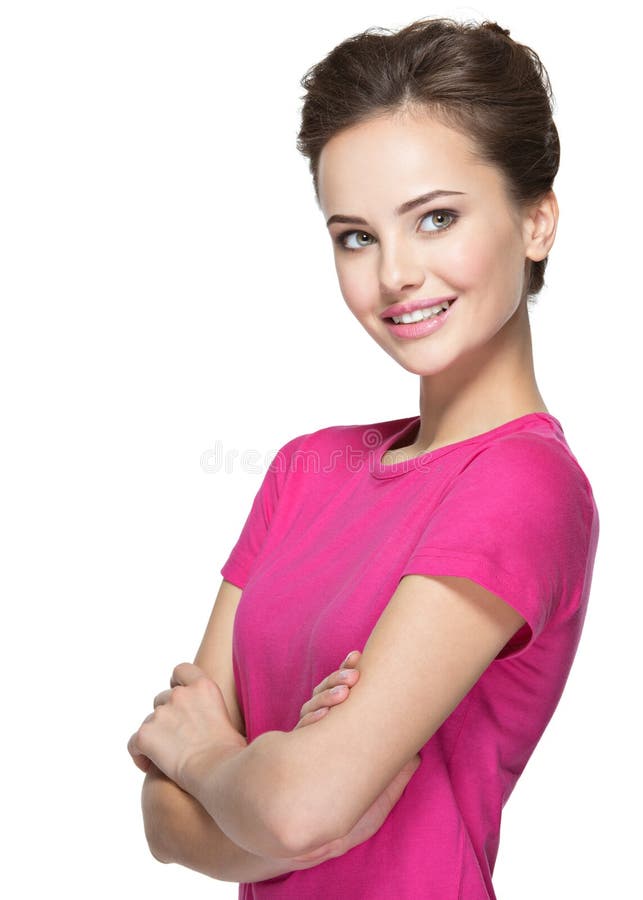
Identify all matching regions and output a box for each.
[247,730,344,858]
[276,811,342,859]
[270,783,343,858]
[243,789,308,859]
[142,805,173,865]
[141,770,174,866]
[147,840,171,865]
[142,812,172,865]
[273,821,312,859]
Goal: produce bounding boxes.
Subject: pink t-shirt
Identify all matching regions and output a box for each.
[220,412,599,899]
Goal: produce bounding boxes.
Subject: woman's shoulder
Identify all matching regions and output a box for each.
[471,418,598,527]
[489,416,594,490]
[267,415,417,479]
[277,415,417,453]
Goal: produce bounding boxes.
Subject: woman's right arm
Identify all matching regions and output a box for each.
[141,579,343,882]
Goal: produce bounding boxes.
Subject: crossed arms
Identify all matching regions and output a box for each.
[135,572,525,876]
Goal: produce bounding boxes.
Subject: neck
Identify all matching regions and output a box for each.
[415,301,547,453]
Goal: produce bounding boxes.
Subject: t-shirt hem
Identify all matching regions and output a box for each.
[220,559,248,591]
[400,550,548,659]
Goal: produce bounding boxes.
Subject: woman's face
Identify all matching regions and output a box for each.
[317,110,551,377]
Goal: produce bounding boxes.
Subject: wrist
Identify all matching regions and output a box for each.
[178,733,247,804]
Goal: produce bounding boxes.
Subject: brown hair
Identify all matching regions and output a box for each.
[296,17,560,300]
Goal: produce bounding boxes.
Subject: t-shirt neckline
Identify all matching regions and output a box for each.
[370,412,564,480]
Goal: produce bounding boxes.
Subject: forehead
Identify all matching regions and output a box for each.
[318,111,498,214]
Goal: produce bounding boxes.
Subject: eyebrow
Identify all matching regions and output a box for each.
[325,190,466,228]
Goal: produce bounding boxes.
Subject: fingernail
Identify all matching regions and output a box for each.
[342,650,357,666]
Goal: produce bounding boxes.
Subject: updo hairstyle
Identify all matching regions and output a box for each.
[296,17,560,299]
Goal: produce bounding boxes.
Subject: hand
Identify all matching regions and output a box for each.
[127,662,246,788]
[127,663,213,774]
[289,650,421,864]
[294,650,362,729]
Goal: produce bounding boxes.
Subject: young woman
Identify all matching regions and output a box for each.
[128,17,600,899]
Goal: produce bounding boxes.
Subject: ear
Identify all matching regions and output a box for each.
[523,190,559,262]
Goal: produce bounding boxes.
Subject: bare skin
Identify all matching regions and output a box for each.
[136,650,413,876]
[291,650,418,864]
[295,650,363,729]
[318,107,558,457]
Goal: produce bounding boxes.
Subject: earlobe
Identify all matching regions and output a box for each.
[524,190,559,262]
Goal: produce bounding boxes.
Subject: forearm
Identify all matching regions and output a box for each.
[142,764,289,882]
[183,730,305,859]
[142,764,339,883]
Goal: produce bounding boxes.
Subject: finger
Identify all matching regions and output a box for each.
[312,658,361,697]
[300,682,350,719]
[153,688,173,708]
[341,650,361,668]
[313,653,352,694]
[312,664,360,697]
[170,661,207,688]
[127,730,153,773]
[134,755,152,773]
[294,706,329,729]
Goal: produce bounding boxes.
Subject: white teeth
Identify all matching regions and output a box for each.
[391,302,450,324]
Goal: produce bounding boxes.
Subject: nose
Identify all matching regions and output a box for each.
[377,236,426,296]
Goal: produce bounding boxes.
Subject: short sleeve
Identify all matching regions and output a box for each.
[400,434,596,659]
[219,433,304,590]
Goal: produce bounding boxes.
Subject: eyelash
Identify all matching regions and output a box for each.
[334,209,459,252]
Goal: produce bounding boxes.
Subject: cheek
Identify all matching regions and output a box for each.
[336,264,371,314]
[442,231,499,288]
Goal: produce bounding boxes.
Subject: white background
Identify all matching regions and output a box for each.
[1,1,638,897]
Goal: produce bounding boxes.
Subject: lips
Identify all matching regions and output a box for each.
[383,297,455,339]
[380,295,458,320]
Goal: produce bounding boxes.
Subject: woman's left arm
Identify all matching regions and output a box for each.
[129,573,526,859]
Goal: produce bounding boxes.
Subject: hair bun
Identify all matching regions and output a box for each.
[482,21,511,37]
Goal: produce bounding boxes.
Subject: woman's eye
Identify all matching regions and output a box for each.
[335,210,456,252]
[420,210,456,232]
[339,231,374,251]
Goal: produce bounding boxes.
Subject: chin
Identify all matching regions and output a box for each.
[382,348,453,377]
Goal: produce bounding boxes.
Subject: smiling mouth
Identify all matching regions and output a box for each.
[385,299,455,324]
